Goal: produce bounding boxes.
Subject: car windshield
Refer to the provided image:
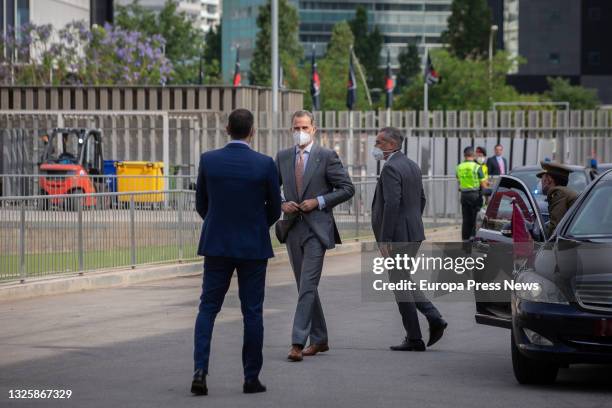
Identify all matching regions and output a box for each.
[567,180,612,238]
[511,170,587,195]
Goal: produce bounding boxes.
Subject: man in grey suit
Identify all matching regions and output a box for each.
[276,110,354,362]
[371,127,447,351]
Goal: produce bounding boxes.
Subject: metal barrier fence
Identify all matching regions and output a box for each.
[2,110,612,182]
[0,178,461,283]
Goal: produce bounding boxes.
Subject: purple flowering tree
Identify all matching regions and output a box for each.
[0,21,173,85]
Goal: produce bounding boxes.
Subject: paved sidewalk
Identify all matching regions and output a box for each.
[1,225,611,408]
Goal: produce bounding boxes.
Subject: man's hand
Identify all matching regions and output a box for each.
[379,243,390,258]
[299,198,319,213]
[281,201,300,214]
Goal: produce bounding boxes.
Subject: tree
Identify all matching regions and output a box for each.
[203,24,222,84]
[395,49,532,111]
[349,6,383,90]
[0,21,172,86]
[396,44,421,90]
[544,77,599,110]
[441,0,492,59]
[314,21,369,111]
[115,0,206,84]
[249,0,303,87]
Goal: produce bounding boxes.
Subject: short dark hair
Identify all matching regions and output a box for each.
[495,144,503,149]
[476,146,487,156]
[227,109,254,139]
[379,127,404,148]
[291,110,315,126]
[548,173,568,187]
[464,147,475,157]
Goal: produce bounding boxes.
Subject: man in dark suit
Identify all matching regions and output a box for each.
[371,127,447,351]
[191,109,281,396]
[486,144,508,176]
[276,110,354,362]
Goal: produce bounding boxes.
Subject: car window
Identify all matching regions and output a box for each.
[567,181,612,237]
[483,187,534,232]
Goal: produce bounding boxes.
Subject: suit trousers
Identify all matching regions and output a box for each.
[286,219,328,346]
[461,190,481,240]
[193,256,267,381]
[388,243,443,341]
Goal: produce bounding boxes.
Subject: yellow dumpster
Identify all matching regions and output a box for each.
[116,161,164,203]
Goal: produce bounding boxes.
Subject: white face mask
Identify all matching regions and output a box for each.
[476,156,485,164]
[372,147,396,161]
[293,130,312,147]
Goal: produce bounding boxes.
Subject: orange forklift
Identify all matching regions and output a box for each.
[38,128,104,210]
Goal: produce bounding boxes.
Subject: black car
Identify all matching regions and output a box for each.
[473,172,612,384]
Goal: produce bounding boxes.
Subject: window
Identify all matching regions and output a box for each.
[588,51,601,67]
[483,188,534,232]
[549,52,560,65]
[588,7,601,21]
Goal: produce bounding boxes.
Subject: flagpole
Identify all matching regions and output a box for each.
[271,0,279,155]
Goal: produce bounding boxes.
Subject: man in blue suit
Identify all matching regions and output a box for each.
[191,109,281,396]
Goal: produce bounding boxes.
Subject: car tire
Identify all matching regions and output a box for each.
[511,329,558,385]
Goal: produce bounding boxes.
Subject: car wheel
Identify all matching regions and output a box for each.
[511,329,558,385]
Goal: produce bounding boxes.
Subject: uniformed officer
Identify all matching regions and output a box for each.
[536,161,578,236]
[475,146,490,207]
[456,147,487,240]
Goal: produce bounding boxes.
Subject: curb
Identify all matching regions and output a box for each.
[0,225,459,302]
[0,242,365,303]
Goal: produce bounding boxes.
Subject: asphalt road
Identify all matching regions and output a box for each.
[1,247,611,408]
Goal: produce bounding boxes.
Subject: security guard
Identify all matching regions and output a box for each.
[475,146,490,206]
[536,161,578,236]
[456,147,487,240]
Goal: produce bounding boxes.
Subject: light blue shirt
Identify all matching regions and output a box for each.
[294,142,326,210]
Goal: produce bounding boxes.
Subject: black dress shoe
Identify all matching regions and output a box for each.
[191,369,208,396]
[427,319,448,347]
[390,338,426,351]
[243,378,267,394]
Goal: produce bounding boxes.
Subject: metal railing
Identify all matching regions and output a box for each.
[0,178,461,283]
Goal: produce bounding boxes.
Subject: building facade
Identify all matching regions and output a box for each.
[222,0,452,83]
[492,0,612,104]
[115,0,221,33]
[1,0,90,37]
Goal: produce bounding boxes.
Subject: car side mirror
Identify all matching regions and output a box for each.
[501,222,512,238]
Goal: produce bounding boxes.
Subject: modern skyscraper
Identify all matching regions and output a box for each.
[222,0,452,84]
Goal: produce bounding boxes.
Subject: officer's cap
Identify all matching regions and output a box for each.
[536,161,571,184]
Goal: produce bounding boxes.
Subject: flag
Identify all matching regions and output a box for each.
[232,47,241,87]
[425,54,440,85]
[310,46,321,110]
[346,51,357,110]
[511,198,534,259]
[384,49,394,109]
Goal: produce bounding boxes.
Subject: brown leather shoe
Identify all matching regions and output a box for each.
[302,344,330,356]
[287,345,303,362]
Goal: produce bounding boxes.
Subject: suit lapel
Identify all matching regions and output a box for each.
[284,149,299,201]
[300,144,322,200]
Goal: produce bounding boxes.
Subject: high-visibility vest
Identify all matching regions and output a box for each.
[456,160,484,191]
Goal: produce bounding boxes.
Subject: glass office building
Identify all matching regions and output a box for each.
[222,0,452,83]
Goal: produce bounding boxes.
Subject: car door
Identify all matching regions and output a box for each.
[473,176,546,328]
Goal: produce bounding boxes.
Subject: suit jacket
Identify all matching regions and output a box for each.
[372,152,426,243]
[275,144,354,249]
[196,143,281,259]
[486,156,508,176]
